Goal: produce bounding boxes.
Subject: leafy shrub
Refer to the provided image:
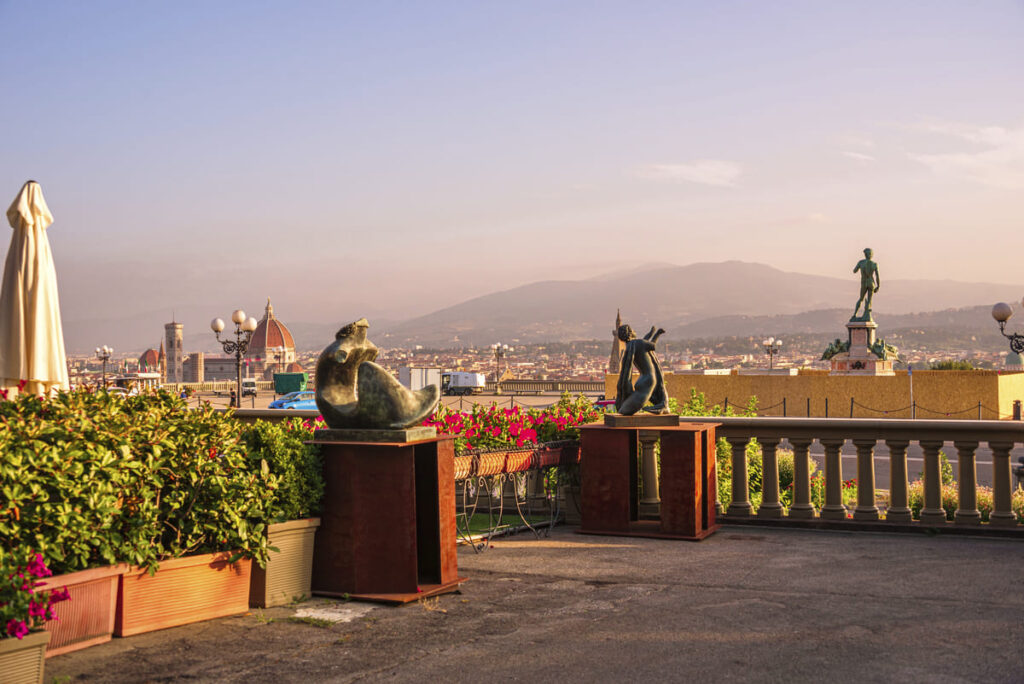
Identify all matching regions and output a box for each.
[244,419,324,522]
[0,389,278,574]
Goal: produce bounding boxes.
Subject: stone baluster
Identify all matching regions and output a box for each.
[918,440,948,524]
[884,440,912,523]
[953,440,981,525]
[757,438,783,518]
[726,436,752,517]
[987,441,1019,527]
[852,439,879,521]
[820,439,846,520]
[788,438,815,519]
[638,430,660,518]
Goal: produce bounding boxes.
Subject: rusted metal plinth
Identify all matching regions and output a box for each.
[310,435,465,603]
[578,423,720,541]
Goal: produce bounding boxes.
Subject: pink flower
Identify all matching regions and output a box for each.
[28,599,45,618]
[26,553,51,578]
[6,619,28,639]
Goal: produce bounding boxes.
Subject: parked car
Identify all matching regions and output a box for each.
[268,391,315,409]
[282,397,318,411]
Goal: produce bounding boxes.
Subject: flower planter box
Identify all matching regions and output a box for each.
[249,518,320,608]
[0,630,50,684]
[453,454,475,481]
[504,450,535,473]
[43,564,126,657]
[115,552,252,637]
[477,451,507,477]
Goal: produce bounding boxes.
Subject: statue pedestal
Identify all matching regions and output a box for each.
[309,433,464,604]
[830,320,894,376]
[578,423,720,541]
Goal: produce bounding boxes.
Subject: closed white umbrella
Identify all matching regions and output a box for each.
[0,181,69,397]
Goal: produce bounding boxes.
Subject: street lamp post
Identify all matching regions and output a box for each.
[491,342,512,394]
[762,337,782,370]
[211,309,258,408]
[94,345,112,388]
[992,301,1024,354]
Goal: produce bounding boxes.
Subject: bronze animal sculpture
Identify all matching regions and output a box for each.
[314,318,439,430]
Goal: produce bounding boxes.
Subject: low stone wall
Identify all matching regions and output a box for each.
[605,370,1024,419]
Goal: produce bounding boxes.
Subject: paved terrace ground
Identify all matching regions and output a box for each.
[50,526,1024,683]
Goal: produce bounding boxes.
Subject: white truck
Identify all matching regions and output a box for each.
[398,367,442,392]
[441,371,486,396]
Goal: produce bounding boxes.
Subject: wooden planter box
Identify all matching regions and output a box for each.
[249,518,320,608]
[43,564,126,657]
[115,552,252,637]
[0,630,50,684]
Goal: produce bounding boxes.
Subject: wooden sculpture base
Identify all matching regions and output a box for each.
[309,435,465,604]
[578,423,720,541]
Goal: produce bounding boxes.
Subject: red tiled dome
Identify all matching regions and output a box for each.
[139,348,160,370]
[246,299,295,360]
[285,362,304,373]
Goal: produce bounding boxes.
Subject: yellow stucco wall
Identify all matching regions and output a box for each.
[605,370,1024,419]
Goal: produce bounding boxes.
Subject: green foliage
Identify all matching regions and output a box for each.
[940,452,954,486]
[243,419,324,523]
[928,359,974,370]
[0,388,278,574]
[668,389,758,418]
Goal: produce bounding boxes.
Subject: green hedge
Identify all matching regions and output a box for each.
[0,389,322,575]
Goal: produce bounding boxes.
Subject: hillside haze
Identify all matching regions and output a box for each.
[65,261,1022,352]
[378,261,1019,347]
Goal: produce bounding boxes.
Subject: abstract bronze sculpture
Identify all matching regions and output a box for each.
[315,318,439,430]
[614,323,668,415]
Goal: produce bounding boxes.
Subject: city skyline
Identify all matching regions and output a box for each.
[3,2,1022,341]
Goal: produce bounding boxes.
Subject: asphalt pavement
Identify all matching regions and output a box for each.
[48,525,1024,683]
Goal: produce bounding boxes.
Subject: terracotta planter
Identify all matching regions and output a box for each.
[115,552,252,637]
[453,454,475,480]
[0,630,50,684]
[43,563,126,657]
[249,518,320,608]
[504,450,535,473]
[477,451,507,477]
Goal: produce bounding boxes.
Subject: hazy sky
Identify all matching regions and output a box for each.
[2,1,1022,343]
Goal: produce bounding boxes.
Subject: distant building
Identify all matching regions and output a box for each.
[1005,351,1023,371]
[246,299,297,379]
[609,309,625,373]
[164,321,184,383]
[183,352,204,383]
[204,355,239,381]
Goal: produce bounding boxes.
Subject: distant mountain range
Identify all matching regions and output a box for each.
[63,261,1021,353]
[375,261,1020,347]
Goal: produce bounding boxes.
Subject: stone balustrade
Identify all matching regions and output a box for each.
[679,416,1023,530]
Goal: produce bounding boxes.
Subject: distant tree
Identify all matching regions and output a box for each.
[929,359,974,370]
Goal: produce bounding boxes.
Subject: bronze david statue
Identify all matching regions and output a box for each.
[614,323,668,415]
[852,247,880,321]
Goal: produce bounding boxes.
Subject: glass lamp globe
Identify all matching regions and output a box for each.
[992,302,1013,323]
[211,318,226,333]
[231,309,246,325]
[242,316,258,332]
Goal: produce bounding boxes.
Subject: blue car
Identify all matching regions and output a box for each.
[283,397,318,411]
[268,391,315,409]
